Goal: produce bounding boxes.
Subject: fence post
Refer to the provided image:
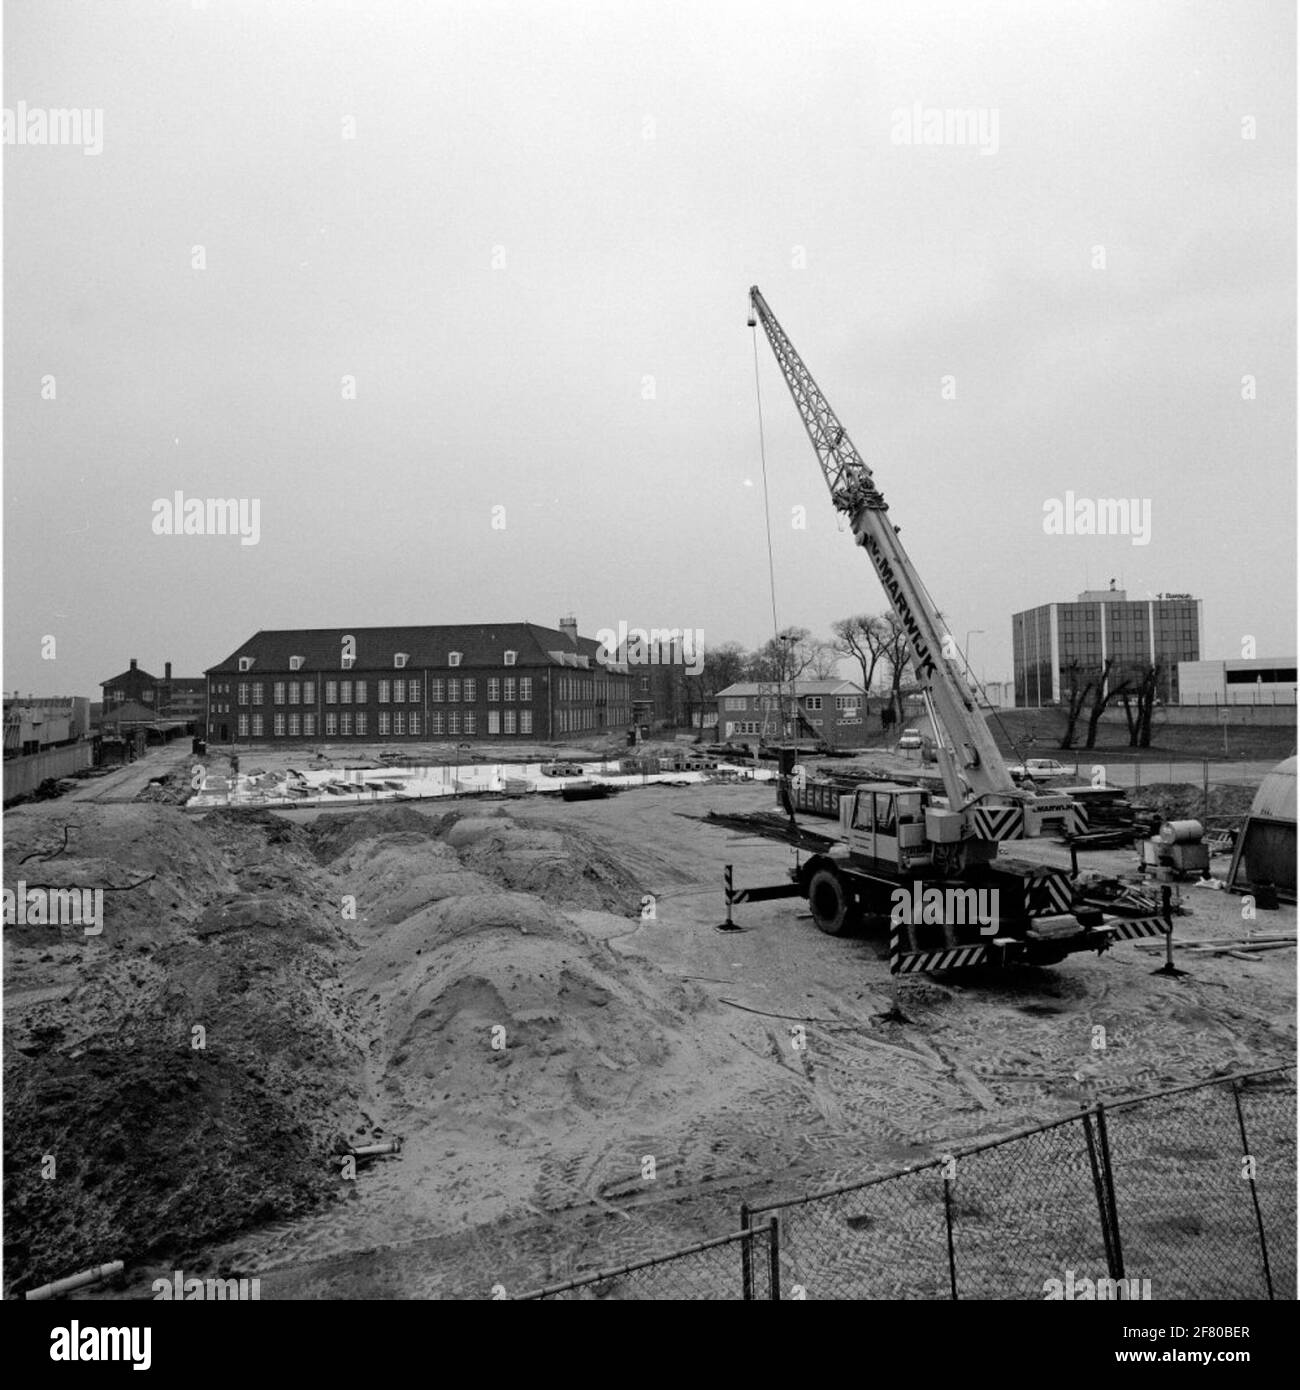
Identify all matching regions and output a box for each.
[718,864,741,931]
[1095,1103,1125,1278]
[740,1201,753,1301]
[1230,1080,1275,1300]
[768,1216,781,1301]
[1082,1106,1120,1279]
[943,1168,958,1299]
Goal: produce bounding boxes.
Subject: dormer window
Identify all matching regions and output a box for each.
[341,655,355,670]
[504,650,517,667]
[289,656,303,672]
[394,653,409,669]
[448,652,462,668]
[239,657,254,672]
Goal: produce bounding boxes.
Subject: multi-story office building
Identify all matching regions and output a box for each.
[1013,588,1201,707]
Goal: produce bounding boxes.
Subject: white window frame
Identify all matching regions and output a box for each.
[487,710,500,735]
[504,650,517,666]
[289,655,303,672]
[394,653,409,669]
[448,652,462,667]
[239,657,254,672]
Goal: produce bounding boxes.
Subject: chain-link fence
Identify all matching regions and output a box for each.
[746,1064,1294,1301]
[514,1220,779,1300]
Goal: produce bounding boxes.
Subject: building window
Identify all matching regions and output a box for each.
[408,678,421,702]
[428,679,441,702]
[325,681,337,704]
[340,712,352,736]
[379,711,390,735]
[520,710,532,734]
[355,680,367,703]
[238,714,249,737]
[447,678,460,703]
[836,695,860,711]
[393,678,405,703]
[356,712,367,736]
[519,678,532,701]
[805,696,823,711]
[303,681,315,703]
[379,680,391,703]
[462,678,476,701]
[409,711,420,735]
[448,711,460,735]
[449,652,462,667]
[504,709,516,734]
[289,682,300,705]
[488,678,500,701]
[303,713,316,736]
[251,683,264,705]
[394,711,406,735]
[463,710,476,734]
[339,681,352,704]
[273,682,285,705]
[238,683,249,705]
[504,650,517,666]
[394,653,408,669]
[239,657,254,672]
[487,710,500,735]
[429,711,443,735]
[503,677,516,701]
[252,714,264,737]
[725,697,747,711]
[274,713,285,736]
[341,654,354,670]
[289,655,303,671]
[289,713,300,736]
[325,712,337,736]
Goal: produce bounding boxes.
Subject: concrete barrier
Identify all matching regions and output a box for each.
[3,743,94,802]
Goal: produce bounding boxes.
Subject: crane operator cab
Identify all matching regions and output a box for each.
[842,783,930,872]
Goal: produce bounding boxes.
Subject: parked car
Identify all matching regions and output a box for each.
[1008,757,1075,782]
[897,729,923,750]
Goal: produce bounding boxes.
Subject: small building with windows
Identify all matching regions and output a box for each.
[713,678,873,748]
[204,619,633,745]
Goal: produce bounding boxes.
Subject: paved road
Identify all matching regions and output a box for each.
[59,744,195,804]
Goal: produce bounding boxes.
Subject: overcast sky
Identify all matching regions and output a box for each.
[3,0,1295,698]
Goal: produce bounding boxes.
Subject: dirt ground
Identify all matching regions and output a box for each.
[3,778,1294,1299]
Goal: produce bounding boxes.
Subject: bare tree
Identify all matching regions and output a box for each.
[806,640,841,680]
[1119,663,1160,749]
[747,626,814,685]
[831,614,892,695]
[880,614,912,721]
[1084,658,1132,749]
[1059,661,1093,750]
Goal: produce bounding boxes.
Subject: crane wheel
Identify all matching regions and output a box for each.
[807,867,857,936]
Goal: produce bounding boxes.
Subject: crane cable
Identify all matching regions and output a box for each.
[750,322,786,736]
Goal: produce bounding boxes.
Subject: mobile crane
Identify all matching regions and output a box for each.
[748,287,1160,967]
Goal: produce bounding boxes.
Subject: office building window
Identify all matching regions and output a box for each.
[429,711,443,735]
[448,711,460,734]
[303,681,315,703]
[487,710,500,734]
[289,656,303,671]
[325,712,337,736]
[504,650,517,666]
[354,680,367,703]
[504,677,516,701]
[448,652,462,667]
[504,709,516,734]
[463,711,476,734]
[289,713,300,736]
[378,711,390,735]
[409,711,420,735]
[379,680,391,703]
[394,653,408,669]
[238,683,249,705]
[238,714,249,737]
[340,681,352,704]
[273,713,285,736]
[408,678,421,702]
[428,679,441,702]
[340,712,352,736]
[303,713,316,736]
[520,710,532,734]
[448,678,460,703]
[251,683,264,705]
[288,682,300,704]
[488,678,500,701]
[519,678,531,701]
[273,682,285,705]
[393,679,405,704]
[325,681,337,704]
[394,711,406,735]
[355,712,367,736]
[252,714,264,736]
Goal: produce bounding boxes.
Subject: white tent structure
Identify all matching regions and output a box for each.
[1227,756,1296,903]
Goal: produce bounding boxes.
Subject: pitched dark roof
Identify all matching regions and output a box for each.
[102,666,156,686]
[100,699,166,724]
[205,623,606,676]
